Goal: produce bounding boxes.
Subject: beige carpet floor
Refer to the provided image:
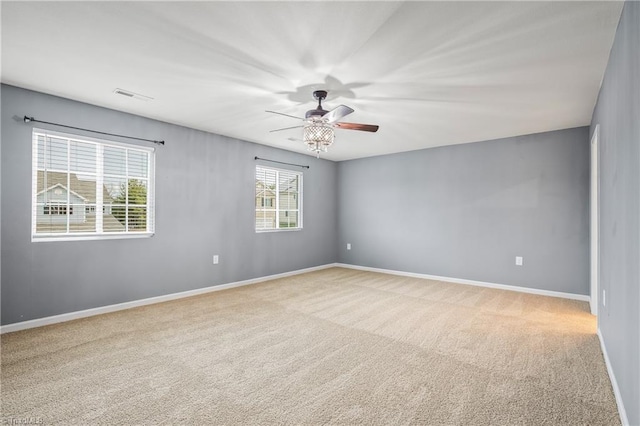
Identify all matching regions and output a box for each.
[1,267,620,425]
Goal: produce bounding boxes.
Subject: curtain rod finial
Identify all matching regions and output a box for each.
[24,116,33,123]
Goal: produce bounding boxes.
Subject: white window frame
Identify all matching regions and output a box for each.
[31,128,156,242]
[255,165,303,232]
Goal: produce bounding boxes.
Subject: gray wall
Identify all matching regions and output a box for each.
[1,84,338,325]
[338,127,590,295]
[590,2,639,424]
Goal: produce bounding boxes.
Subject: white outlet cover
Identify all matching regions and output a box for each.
[515,256,523,266]
[213,255,219,265]
[347,243,351,250]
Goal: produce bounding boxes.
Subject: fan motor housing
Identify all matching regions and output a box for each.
[305,108,328,119]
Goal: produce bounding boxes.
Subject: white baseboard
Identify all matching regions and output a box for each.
[335,263,591,302]
[0,263,338,334]
[597,329,629,426]
[1,262,590,334]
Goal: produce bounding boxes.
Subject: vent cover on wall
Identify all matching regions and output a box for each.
[113,88,153,101]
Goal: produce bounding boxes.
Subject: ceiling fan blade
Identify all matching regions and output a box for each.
[335,122,379,132]
[322,105,354,124]
[266,110,304,121]
[269,125,304,133]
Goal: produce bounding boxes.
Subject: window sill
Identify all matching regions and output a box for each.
[255,228,303,234]
[32,232,154,242]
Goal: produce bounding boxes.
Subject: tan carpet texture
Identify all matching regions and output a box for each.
[1,268,620,425]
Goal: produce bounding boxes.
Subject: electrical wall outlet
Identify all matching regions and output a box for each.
[347,243,351,250]
[213,255,219,265]
[515,256,523,266]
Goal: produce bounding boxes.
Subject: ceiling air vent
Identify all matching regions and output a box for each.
[113,88,153,101]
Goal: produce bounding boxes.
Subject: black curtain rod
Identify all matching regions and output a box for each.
[23,116,165,146]
[255,156,309,169]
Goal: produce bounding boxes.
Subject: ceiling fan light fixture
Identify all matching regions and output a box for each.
[303,122,334,157]
[267,89,378,158]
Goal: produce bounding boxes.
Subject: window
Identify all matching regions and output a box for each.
[44,203,72,215]
[32,129,155,241]
[255,165,302,231]
[261,198,273,207]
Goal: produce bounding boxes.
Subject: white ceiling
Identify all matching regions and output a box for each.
[1,1,623,161]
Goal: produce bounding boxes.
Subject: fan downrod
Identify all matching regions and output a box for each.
[306,90,329,119]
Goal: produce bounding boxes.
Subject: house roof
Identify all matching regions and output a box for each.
[37,171,115,203]
[256,181,276,197]
[256,176,298,195]
[37,183,88,202]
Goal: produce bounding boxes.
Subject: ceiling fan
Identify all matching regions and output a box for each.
[266,90,379,157]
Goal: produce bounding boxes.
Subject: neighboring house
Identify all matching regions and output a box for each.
[277,177,300,228]
[255,181,277,229]
[36,171,122,232]
[255,181,276,209]
[36,183,88,224]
